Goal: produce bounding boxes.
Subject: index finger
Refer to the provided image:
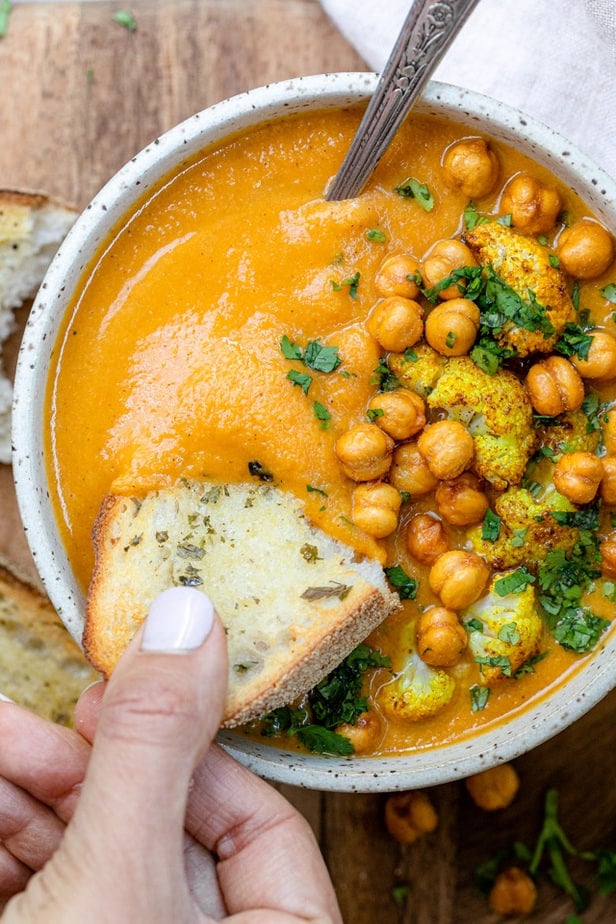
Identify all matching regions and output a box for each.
[186,743,342,923]
[0,701,90,820]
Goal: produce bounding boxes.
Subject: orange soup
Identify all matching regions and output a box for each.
[46,106,616,757]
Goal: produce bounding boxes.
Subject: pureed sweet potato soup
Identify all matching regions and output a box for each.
[47,105,616,757]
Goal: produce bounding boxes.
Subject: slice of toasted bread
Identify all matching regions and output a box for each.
[0,556,99,725]
[84,480,400,727]
[0,189,77,463]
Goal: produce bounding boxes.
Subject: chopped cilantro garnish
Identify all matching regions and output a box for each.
[331,271,360,299]
[313,401,331,427]
[286,369,312,394]
[260,645,390,755]
[481,508,502,541]
[280,334,303,361]
[306,484,328,497]
[601,282,616,303]
[366,407,384,422]
[475,653,513,677]
[445,330,457,348]
[394,177,434,212]
[555,322,594,361]
[498,622,521,645]
[384,564,418,600]
[366,228,386,242]
[470,684,490,712]
[494,567,536,596]
[463,202,489,230]
[304,340,342,372]
[371,359,401,392]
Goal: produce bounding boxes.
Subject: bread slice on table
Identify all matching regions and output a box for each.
[0,557,99,725]
[0,189,77,463]
[84,480,401,727]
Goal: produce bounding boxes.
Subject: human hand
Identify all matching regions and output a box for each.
[0,587,342,922]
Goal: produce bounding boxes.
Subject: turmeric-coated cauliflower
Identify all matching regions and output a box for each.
[467,486,579,571]
[537,408,600,458]
[388,343,446,398]
[376,621,455,722]
[461,575,543,684]
[464,221,576,356]
[426,356,537,489]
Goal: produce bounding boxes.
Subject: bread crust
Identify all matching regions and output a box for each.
[84,481,400,727]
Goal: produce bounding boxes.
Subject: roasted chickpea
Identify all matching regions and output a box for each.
[335,712,383,754]
[389,442,439,496]
[417,419,474,480]
[489,867,537,916]
[367,389,426,441]
[366,296,424,352]
[465,764,520,810]
[602,407,616,456]
[405,513,450,565]
[600,533,616,579]
[420,239,478,300]
[416,606,467,667]
[500,172,562,234]
[553,450,604,504]
[442,137,499,199]
[601,456,616,506]
[557,219,614,279]
[435,472,489,526]
[424,297,480,356]
[384,790,438,845]
[374,253,421,299]
[335,423,394,482]
[572,330,616,381]
[352,482,402,538]
[525,355,584,416]
[429,549,490,609]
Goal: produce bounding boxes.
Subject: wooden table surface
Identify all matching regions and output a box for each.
[1,3,616,921]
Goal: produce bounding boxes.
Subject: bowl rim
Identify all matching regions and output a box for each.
[12,71,616,792]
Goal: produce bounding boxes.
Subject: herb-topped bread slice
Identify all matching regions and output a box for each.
[0,557,99,724]
[84,480,400,727]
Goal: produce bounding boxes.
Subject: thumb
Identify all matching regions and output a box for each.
[60,587,227,916]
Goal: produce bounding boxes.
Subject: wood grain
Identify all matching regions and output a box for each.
[1,3,615,922]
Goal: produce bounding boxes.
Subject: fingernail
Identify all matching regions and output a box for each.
[141,587,215,653]
[0,692,15,704]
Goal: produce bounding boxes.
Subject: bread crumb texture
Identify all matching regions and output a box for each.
[85,481,400,725]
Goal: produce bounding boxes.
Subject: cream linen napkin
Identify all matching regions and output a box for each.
[320,0,616,181]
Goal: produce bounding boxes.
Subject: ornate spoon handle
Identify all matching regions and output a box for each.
[326,0,481,201]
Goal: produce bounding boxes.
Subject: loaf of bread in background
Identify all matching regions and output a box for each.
[85,480,400,727]
[0,557,99,725]
[0,190,77,463]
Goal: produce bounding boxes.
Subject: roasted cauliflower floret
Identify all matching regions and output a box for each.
[464,221,576,356]
[536,408,600,458]
[461,575,543,684]
[467,486,579,571]
[426,356,537,489]
[388,343,446,398]
[376,621,455,722]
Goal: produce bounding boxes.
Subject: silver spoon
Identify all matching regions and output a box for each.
[326,0,481,201]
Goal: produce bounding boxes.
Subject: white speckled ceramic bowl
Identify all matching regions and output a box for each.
[12,73,616,792]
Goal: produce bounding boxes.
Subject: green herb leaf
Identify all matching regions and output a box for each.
[331,271,360,299]
[394,177,435,212]
[463,202,489,230]
[0,0,12,38]
[112,9,137,31]
[555,322,594,361]
[470,684,490,712]
[286,369,312,394]
[601,283,616,304]
[494,567,536,596]
[481,508,502,541]
[384,564,418,600]
[304,340,342,372]
[280,334,303,361]
[366,228,386,242]
[313,401,332,427]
